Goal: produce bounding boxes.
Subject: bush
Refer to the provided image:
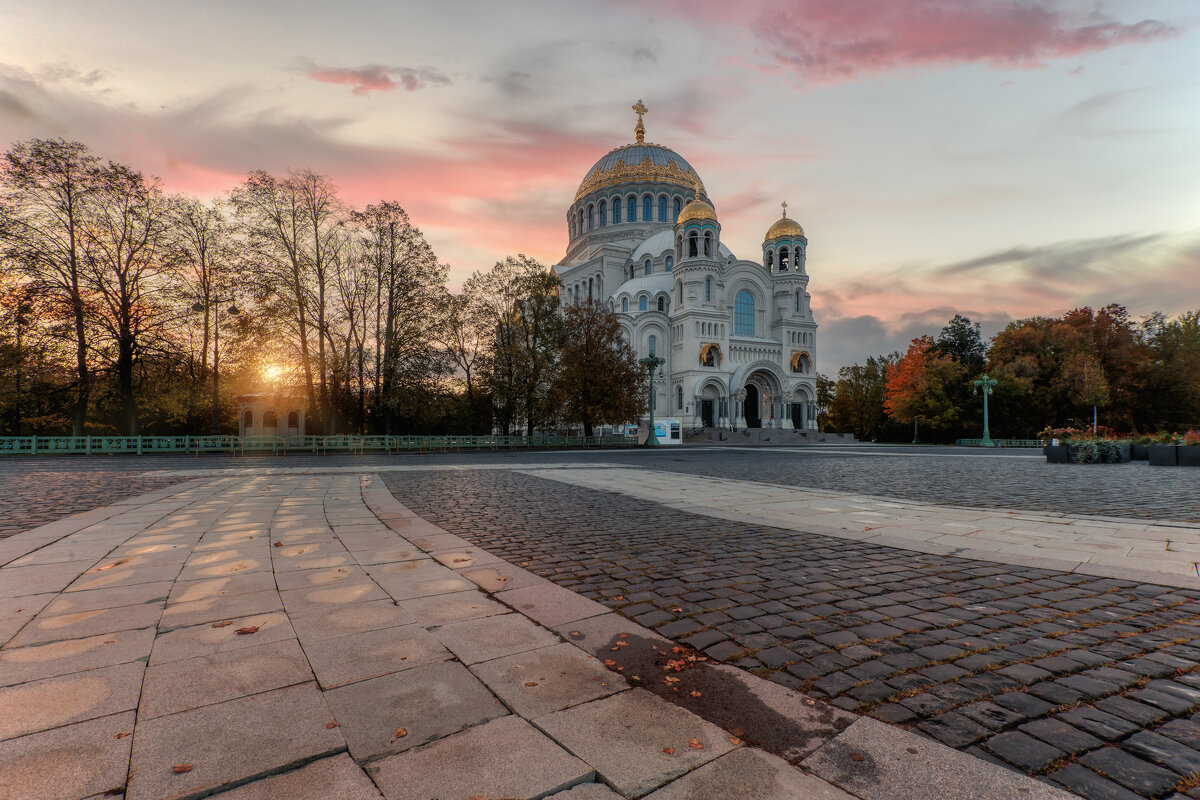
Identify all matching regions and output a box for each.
[1070,438,1128,463]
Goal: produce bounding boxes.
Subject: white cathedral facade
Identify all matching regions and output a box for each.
[556,102,818,431]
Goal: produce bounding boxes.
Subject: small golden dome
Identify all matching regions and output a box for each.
[765,202,804,241]
[677,196,717,225]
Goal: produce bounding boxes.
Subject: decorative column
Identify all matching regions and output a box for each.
[733,388,747,432]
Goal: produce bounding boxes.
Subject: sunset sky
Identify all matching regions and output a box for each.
[2,0,1198,371]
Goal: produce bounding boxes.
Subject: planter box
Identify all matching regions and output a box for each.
[1149,445,1179,466]
[1130,444,1150,461]
[1045,445,1070,463]
[1181,446,1200,467]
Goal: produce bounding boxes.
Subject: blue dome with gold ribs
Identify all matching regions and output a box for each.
[574,100,706,201]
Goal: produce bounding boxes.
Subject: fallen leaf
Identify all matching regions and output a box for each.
[670,607,683,613]
[392,728,408,740]
[453,558,470,563]
[325,722,340,729]
[614,595,624,601]
[603,659,618,667]
[688,738,704,750]
[273,541,282,547]
[663,747,675,754]
[523,681,538,687]
[497,576,510,582]
[850,753,865,762]
[568,631,582,638]
[113,731,131,739]
[617,633,628,639]
[803,698,816,706]
[234,626,259,635]
[664,676,680,684]
[615,641,628,648]
[729,736,740,745]
[689,690,702,698]
[172,764,193,774]
[211,621,232,628]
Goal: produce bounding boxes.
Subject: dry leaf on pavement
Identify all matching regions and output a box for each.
[172,764,194,774]
[234,626,259,635]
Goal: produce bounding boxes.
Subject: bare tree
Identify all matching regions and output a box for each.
[80,162,177,434]
[0,139,98,434]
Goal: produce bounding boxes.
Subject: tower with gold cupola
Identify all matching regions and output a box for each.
[554,102,819,434]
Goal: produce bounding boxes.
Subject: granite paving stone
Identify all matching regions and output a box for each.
[0,711,136,800]
[434,611,560,665]
[302,622,451,689]
[0,626,155,686]
[323,660,506,761]
[289,598,414,644]
[1079,746,1184,797]
[148,610,295,664]
[126,683,345,800]
[0,660,145,741]
[535,689,736,798]
[396,588,508,625]
[469,642,624,718]
[642,747,857,800]
[139,638,314,718]
[204,754,383,800]
[367,715,592,800]
[5,602,163,647]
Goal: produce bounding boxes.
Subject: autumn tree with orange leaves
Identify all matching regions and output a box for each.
[884,335,967,441]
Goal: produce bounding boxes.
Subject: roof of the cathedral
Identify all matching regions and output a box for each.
[575,143,706,202]
[631,229,734,262]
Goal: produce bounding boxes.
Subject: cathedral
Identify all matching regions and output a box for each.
[556,101,819,431]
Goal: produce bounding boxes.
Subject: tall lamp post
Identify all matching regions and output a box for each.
[972,374,997,447]
[192,297,240,435]
[639,353,665,446]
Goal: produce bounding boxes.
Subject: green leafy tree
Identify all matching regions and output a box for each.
[827,354,897,440]
[553,300,645,436]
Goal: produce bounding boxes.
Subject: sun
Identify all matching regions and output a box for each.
[263,364,283,381]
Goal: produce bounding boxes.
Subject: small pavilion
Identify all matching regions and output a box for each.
[236,393,308,438]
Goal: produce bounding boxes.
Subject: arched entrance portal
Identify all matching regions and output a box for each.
[744,384,761,428]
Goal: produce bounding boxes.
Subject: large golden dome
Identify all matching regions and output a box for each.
[677,196,717,224]
[765,203,804,241]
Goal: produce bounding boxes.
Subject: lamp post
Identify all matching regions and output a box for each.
[912,417,920,444]
[972,374,997,447]
[638,353,665,446]
[192,297,240,435]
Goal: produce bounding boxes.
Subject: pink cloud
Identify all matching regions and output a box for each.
[643,1,1182,82]
[303,64,450,95]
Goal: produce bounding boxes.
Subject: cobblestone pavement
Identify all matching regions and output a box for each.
[387,468,1200,800]
[0,466,185,539]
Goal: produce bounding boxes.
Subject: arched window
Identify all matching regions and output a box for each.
[588,277,593,299]
[677,385,683,409]
[578,209,584,233]
[673,197,681,220]
[688,232,698,257]
[675,236,682,258]
[794,291,800,312]
[734,290,755,335]
[676,280,682,303]
[658,196,667,222]
[622,297,629,313]
[287,411,299,427]
[648,334,657,355]
[263,410,278,428]
[644,259,652,276]
[643,195,652,222]
[612,198,621,224]
[779,247,789,271]
[627,196,636,221]
[639,296,648,312]
[665,255,673,272]
[598,200,607,227]
[587,204,595,230]
[657,296,665,312]
[704,278,711,302]
[703,232,712,256]
[766,251,773,270]
[243,409,253,429]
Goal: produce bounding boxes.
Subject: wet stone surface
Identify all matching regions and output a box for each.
[387,468,1200,800]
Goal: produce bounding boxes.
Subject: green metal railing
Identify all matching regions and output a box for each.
[0,434,637,456]
[955,438,1044,448]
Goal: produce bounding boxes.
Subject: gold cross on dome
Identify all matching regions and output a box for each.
[781,201,788,218]
[633,99,647,143]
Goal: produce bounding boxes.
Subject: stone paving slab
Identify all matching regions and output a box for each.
[645,747,857,799]
[535,689,738,798]
[0,626,155,686]
[434,611,561,665]
[289,598,414,644]
[0,711,135,800]
[495,581,613,628]
[366,715,593,800]
[324,660,506,761]
[205,754,383,800]
[396,588,508,625]
[126,683,344,800]
[0,660,145,741]
[302,622,452,689]
[469,641,625,718]
[148,610,294,664]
